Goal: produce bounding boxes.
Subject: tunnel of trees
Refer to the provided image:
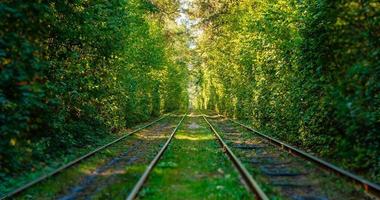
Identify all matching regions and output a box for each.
[191,0,379,182]
[0,0,189,183]
[1,0,379,190]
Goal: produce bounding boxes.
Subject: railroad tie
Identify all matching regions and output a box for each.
[233,143,265,150]
[292,195,329,200]
[260,166,307,177]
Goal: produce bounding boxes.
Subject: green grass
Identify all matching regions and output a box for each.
[139,117,253,200]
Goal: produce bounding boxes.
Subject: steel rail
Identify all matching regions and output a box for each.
[202,115,269,200]
[0,115,168,200]
[126,114,186,200]
[229,118,380,198]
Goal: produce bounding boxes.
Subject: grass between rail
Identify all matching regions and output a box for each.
[139,116,252,200]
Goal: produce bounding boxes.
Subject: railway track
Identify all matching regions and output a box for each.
[205,115,380,200]
[202,115,269,200]
[126,114,186,200]
[126,114,267,199]
[230,118,380,198]
[1,115,172,200]
[127,114,255,199]
[4,113,379,199]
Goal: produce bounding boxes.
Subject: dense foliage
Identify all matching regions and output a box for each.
[192,0,379,181]
[0,0,188,178]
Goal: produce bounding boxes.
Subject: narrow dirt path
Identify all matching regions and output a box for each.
[14,117,180,200]
[138,116,252,200]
